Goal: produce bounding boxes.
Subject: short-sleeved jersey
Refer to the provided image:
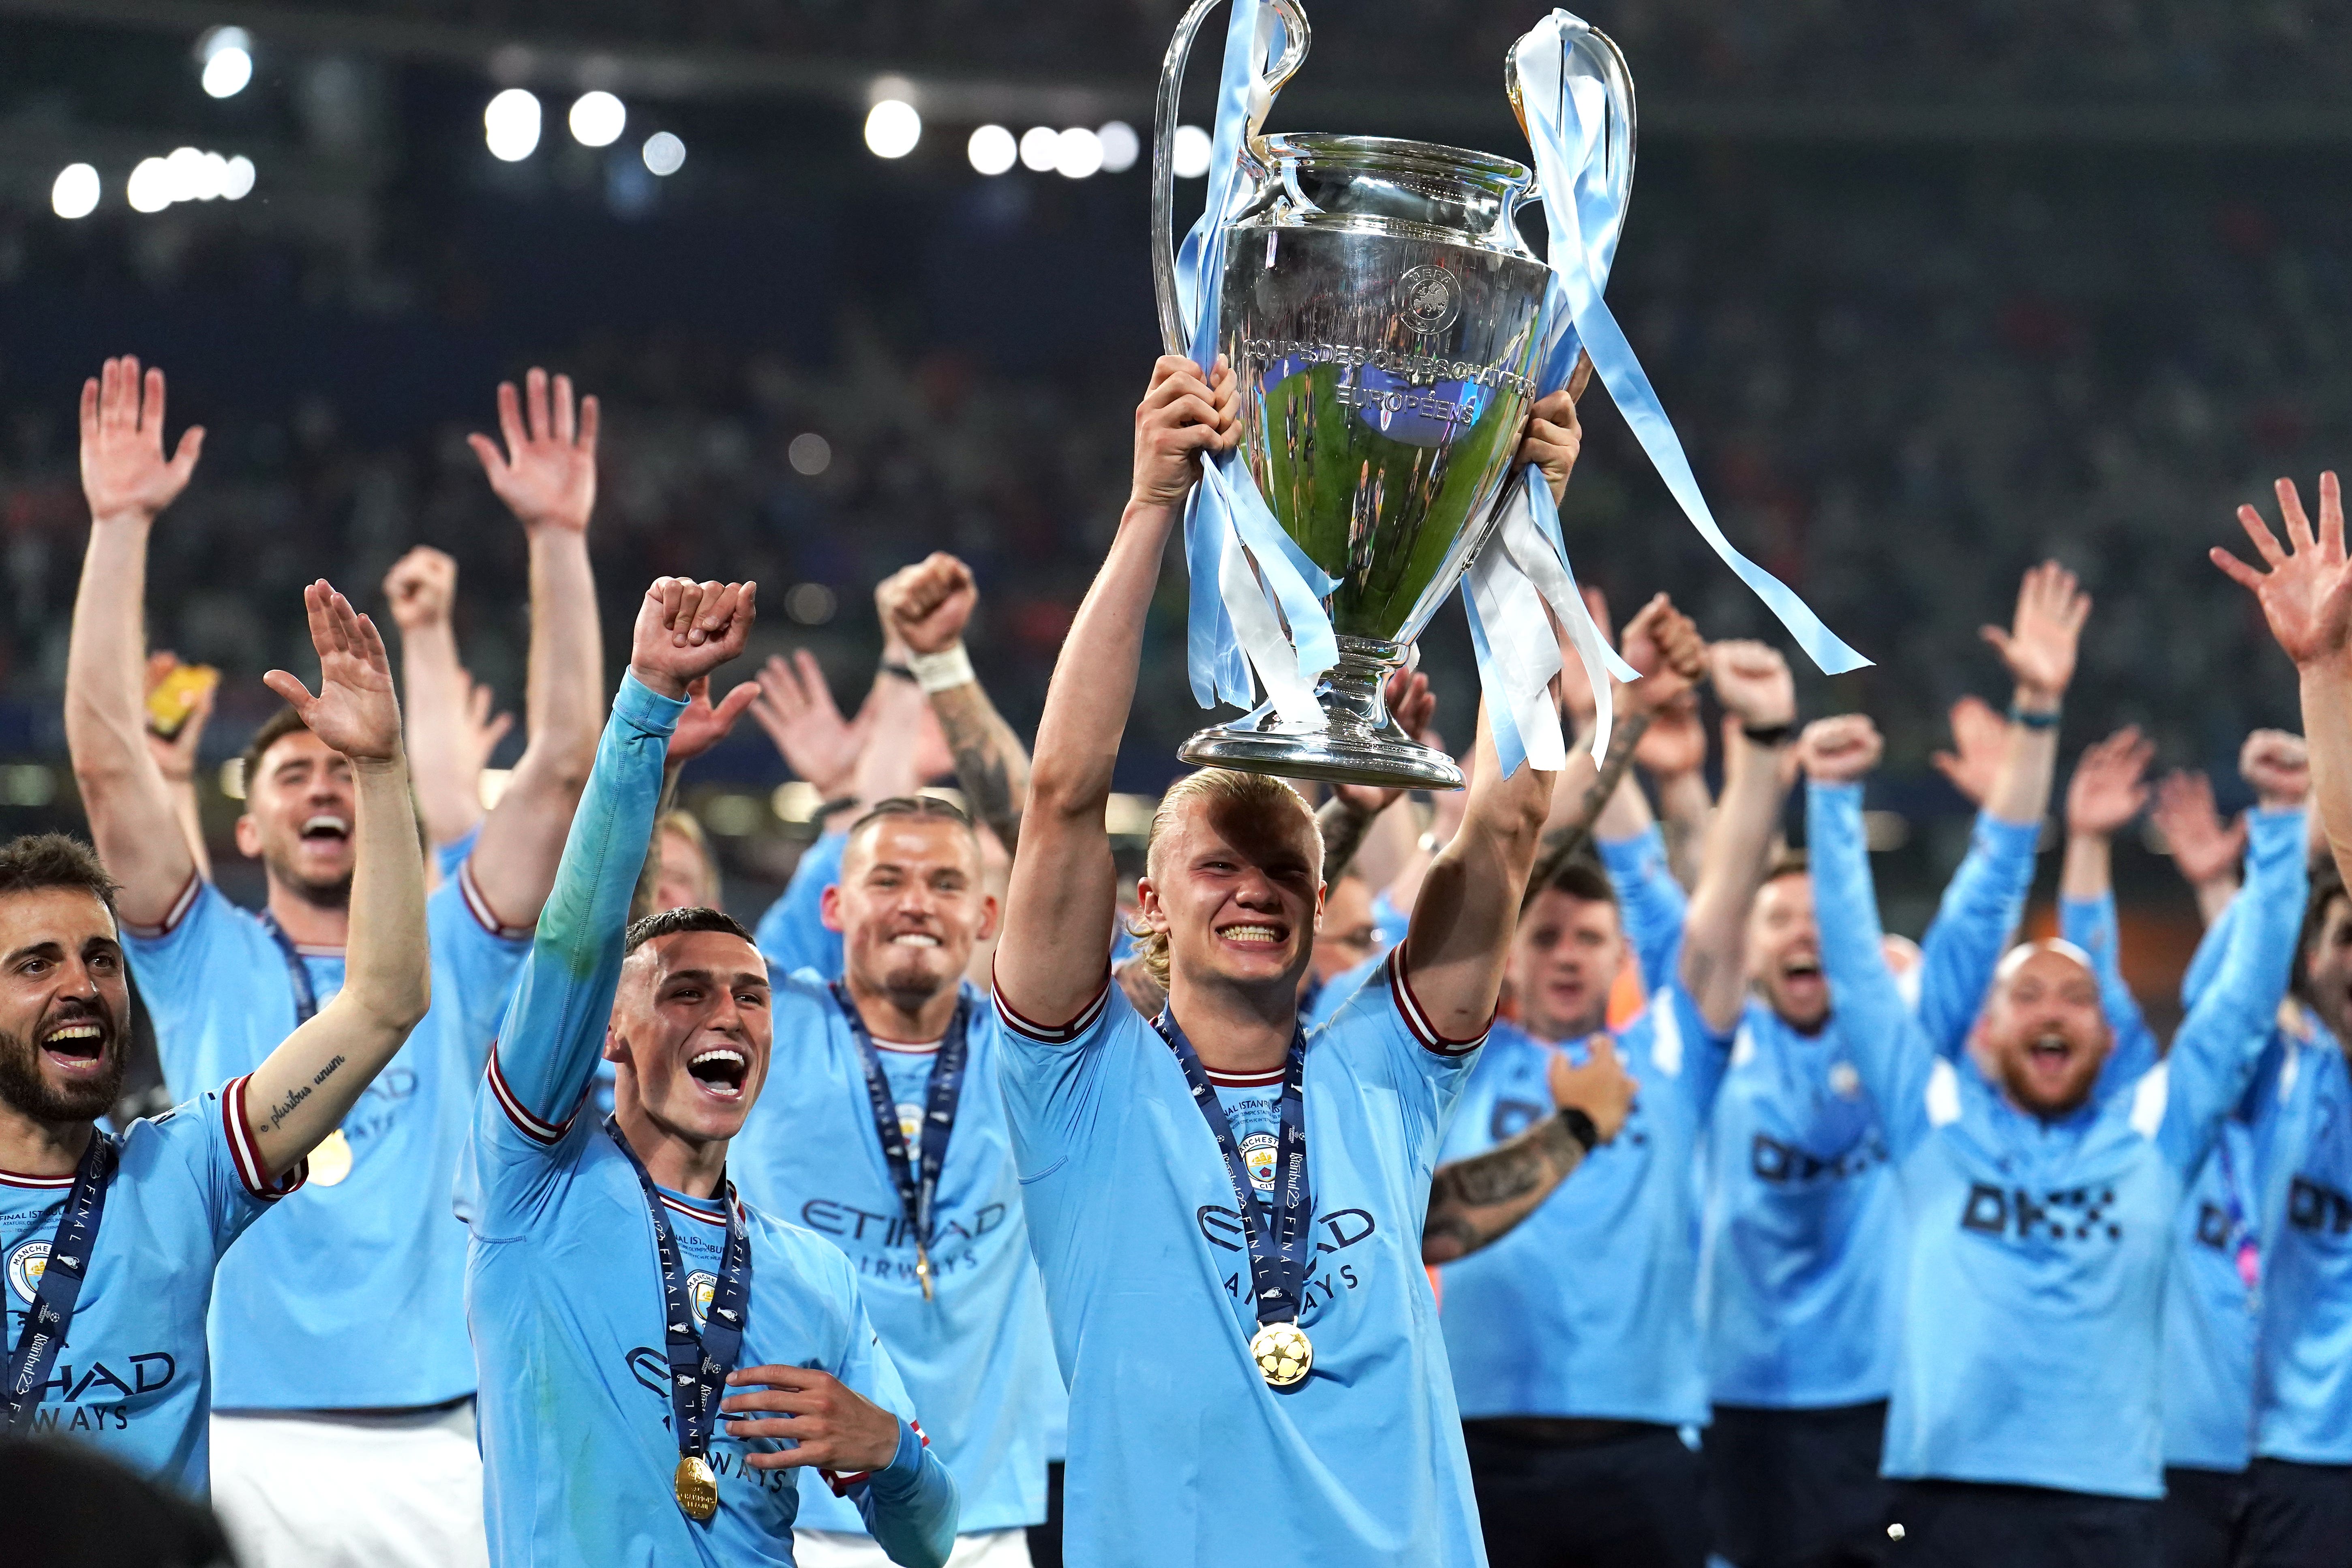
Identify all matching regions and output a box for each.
[461,673,957,1568]
[1438,987,1732,1426]
[122,861,529,1409]
[1810,782,2306,1499]
[2,1077,301,1495]
[2254,1017,2352,1465]
[995,948,1486,1567]
[756,832,847,981]
[731,975,1062,1535]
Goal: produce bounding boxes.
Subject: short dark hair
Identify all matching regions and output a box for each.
[238,707,312,800]
[2293,857,2350,1013]
[846,795,977,843]
[1540,854,1618,908]
[624,905,755,955]
[0,834,118,911]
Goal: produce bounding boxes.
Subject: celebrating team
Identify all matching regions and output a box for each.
[4,346,2349,1568]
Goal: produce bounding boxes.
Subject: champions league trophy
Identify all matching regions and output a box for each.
[1152,0,1632,790]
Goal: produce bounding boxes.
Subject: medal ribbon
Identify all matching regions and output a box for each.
[604,1118,752,1473]
[3,1131,116,1431]
[829,984,971,1292]
[258,912,321,1026]
[2215,1134,2261,1294]
[1152,1013,1313,1329]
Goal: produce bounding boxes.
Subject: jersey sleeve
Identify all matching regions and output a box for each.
[1333,946,1488,1155]
[433,822,484,885]
[817,1249,960,1567]
[120,875,266,1088]
[756,830,847,980]
[427,870,534,1073]
[1596,825,1689,994]
[1302,949,1384,1032]
[1913,810,2040,1057]
[2059,889,2161,1092]
[2180,892,2243,1013]
[469,674,683,1225]
[990,962,1117,1172]
[2155,807,2309,1176]
[1808,779,1936,1157]
[155,1075,308,1255]
[1642,979,1737,1127]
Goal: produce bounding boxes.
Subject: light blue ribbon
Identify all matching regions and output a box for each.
[1173,0,1340,721]
[1514,12,1868,678]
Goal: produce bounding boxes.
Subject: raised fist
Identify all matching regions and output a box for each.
[630,578,758,700]
[877,553,978,655]
[1797,714,1883,786]
[2240,729,2310,812]
[383,546,458,633]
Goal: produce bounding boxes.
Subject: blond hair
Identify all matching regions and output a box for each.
[1126,769,1322,989]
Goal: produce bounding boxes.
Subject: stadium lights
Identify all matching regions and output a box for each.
[122,149,253,213]
[1172,124,1212,179]
[197,26,252,99]
[569,90,626,148]
[51,164,100,220]
[642,131,685,176]
[1055,127,1103,179]
[1018,126,1058,173]
[968,124,1016,176]
[484,88,542,162]
[1099,121,1140,174]
[865,100,921,159]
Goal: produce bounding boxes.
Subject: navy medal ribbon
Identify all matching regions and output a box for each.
[831,983,970,1302]
[3,1129,116,1430]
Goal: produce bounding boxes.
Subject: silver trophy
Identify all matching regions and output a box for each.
[1154,0,1630,790]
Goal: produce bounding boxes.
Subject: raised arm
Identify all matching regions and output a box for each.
[2056,726,2160,1086]
[461,370,607,930]
[142,653,216,880]
[1315,670,1437,882]
[2213,471,2352,889]
[877,552,1031,853]
[2152,768,2246,929]
[1636,691,1713,890]
[1677,641,1798,1032]
[996,355,1236,1024]
[63,358,205,926]
[242,584,430,1176]
[1422,1033,1636,1263]
[383,546,512,850]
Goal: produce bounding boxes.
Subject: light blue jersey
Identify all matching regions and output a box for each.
[731,976,1062,1536]
[1699,811,2039,1411]
[122,858,528,1410]
[2253,1013,2352,1465]
[460,674,958,1568]
[1439,989,1732,1424]
[1810,781,2305,1498]
[756,832,846,980]
[2,1077,302,1494]
[996,947,1487,1567]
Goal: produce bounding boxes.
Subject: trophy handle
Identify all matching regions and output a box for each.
[1502,22,1638,221]
[1151,0,1312,356]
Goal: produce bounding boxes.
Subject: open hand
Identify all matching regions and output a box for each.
[264,582,401,763]
[1131,355,1240,509]
[630,578,757,700]
[1550,1032,1636,1144]
[80,357,203,524]
[383,546,458,633]
[2151,770,2245,888]
[1982,561,2090,705]
[670,675,760,767]
[2213,474,2352,670]
[467,368,600,534]
[1797,714,1883,785]
[2065,726,2153,838]
[1930,694,2007,806]
[877,553,978,655]
[2241,728,2311,811]
[720,1364,904,1475]
[749,651,866,798]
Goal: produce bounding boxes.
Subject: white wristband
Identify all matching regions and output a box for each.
[907,643,975,694]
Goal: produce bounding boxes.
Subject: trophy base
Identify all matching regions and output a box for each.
[1178,722,1464,792]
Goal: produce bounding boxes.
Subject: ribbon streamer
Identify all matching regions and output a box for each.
[1173,0,1339,727]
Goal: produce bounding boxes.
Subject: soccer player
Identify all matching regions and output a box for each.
[4,578,429,1493]
[61,358,604,1566]
[987,353,1574,1566]
[1804,709,2308,1568]
[382,543,513,881]
[1674,564,2081,1568]
[461,574,957,1568]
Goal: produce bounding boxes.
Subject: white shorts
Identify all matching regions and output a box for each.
[795,1526,1032,1568]
[210,1401,488,1568]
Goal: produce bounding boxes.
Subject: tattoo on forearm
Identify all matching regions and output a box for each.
[935,688,1026,853]
[1422,1112,1591,1263]
[263,1052,347,1133]
[1523,708,1654,911]
[1315,798,1373,882]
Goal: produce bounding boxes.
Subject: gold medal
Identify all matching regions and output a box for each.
[308,1129,353,1187]
[673,1454,720,1521]
[1249,1321,1313,1387]
[916,1245,934,1302]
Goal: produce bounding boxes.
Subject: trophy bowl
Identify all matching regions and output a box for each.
[1154,3,1557,790]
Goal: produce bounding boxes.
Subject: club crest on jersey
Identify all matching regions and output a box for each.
[896,1104,924,1153]
[1828,1062,1862,1100]
[688,1271,717,1332]
[1240,1131,1279,1193]
[7,1239,47,1304]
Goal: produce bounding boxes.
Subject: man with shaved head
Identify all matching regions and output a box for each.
[1803,711,2309,1568]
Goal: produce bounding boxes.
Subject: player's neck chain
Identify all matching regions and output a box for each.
[831,982,971,1302]
[2,1128,116,1431]
[1152,1010,1316,1388]
[603,1116,752,1522]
